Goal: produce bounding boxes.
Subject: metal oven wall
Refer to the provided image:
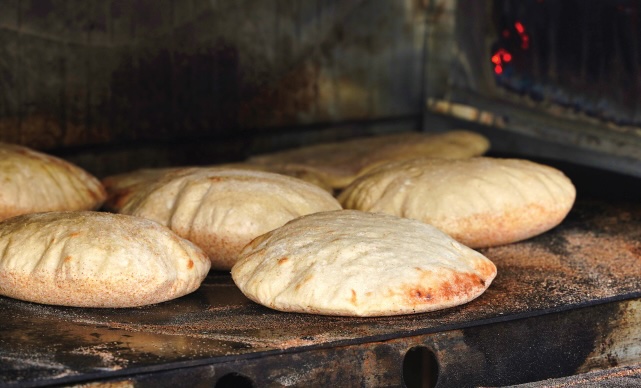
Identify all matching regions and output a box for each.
[0,0,429,177]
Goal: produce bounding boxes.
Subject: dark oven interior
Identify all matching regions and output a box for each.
[2,0,641,177]
[2,1,641,387]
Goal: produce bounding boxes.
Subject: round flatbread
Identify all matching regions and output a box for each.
[0,211,210,308]
[247,130,490,189]
[102,167,193,212]
[102,163,333,212]
[338,157,576,248]
[120,168,342,270]
[0,143,106,220]
[232,210,497,317]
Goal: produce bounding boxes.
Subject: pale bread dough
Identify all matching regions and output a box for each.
[0,143,106,220]
[338,157,576,247]
[119,168,342,270]
[232,210,497,316]
[0,211,210,308]
[248,130,490,189]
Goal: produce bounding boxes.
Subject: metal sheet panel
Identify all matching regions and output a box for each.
[0,0,427,151]
[2,195,641,386]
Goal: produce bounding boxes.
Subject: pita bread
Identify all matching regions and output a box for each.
[249,163,334,192]
[102,167,193,212]
[0,143,106,220]
[120,168,342,270]
[102,163,333,212]
[247,130,490,189]
[232,210,497,317]
[338,157,576,248]
[0,211,210,308]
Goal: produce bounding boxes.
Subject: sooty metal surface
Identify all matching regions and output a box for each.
[1,196,641,386]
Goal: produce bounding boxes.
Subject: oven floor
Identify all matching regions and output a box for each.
[1,198,641,387]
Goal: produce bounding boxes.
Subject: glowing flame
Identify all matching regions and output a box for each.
[491,20,530,76]
[491,48,512,75]
[514,22,525,34]
[514,21,530,49]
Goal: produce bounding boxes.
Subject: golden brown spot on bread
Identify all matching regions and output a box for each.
[187,259,194,269]
[351,289,357,305]
[409,288,432,301]
[64,256,72,263]
[295,274,314,290]
[278,257,289,265]
[442,273,482,299]
[405,271,489,306]
[476,259,498,280]
[69,232,81,237]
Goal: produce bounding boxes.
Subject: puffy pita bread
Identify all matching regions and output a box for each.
[338,157,576,248]
[0,143,106,220]
[102,167,193,212]
[0,211,210,308]
[120,168,342,270]
[252,163,334,192]
[247,130,490,189]
[232,210,497,317]
[102,163,333,212]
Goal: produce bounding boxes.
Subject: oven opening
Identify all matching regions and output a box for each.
[491,0,641,126]
[403,346,439,388]
[215,372,255,388]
